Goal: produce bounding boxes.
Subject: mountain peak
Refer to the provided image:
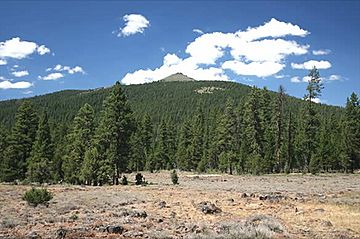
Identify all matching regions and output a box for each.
[160,73,195,82]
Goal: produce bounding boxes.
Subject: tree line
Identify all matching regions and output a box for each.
[0,67,359,184]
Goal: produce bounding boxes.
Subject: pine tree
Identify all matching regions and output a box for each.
[63,103,95,184]
[0,124,8,174]
[260,87,275,173]
[129,114,153,172]
[27,111,54,183]
[90,82,134,184]
[176,120,192,170]
[188,106,205,170]
[242,88,264,174]
[152,119,170,170]
[284,112,294,173]
[303,67,323,173]
[51,123,68,182]
[215,98,237,174]
[273,85,286,172]
[1,101,38,181]
[344,92,360,171]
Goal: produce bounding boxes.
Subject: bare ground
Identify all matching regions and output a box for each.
[0,172,359,239]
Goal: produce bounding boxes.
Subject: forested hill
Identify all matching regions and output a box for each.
[0,76,342,128]
[1,71,359,184]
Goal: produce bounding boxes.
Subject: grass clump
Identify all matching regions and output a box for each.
[22,188,53,207]
[171,170,178,185]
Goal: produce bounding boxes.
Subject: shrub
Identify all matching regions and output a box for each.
[171,170,178,185]
[135,173,143,185]
[121,175,128,185]
[22,188,53,207]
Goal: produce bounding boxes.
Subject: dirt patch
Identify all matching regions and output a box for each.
[0,172,359,238]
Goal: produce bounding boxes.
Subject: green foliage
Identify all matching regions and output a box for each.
[22,188,53,207]
[27,111,54,183]
[63,103,95,184]
[121,175,128,185]
[135,173,143,185]
[1,101,38,181]
[170,170,178,185]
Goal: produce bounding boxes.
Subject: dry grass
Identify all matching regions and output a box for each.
[0,172,359,238]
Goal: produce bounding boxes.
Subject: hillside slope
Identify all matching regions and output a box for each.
[0,74,342,127]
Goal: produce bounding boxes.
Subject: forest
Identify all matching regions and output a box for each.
[0,67,359,185]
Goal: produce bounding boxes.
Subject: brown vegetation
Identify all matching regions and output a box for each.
[0,172,359,238]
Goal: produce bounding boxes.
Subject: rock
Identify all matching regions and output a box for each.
[197,201,222,214]
[314,208,325,213]
[158,200,167,209]
[321,220,333,227]
[106,225,124,234]
[55,229,67,239]
[131,210,147,218]
[240,193,248,198]
[27,232,41,239]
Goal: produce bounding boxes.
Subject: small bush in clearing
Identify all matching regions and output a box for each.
[121,175,128,185]
[135,173,143,185]
[171,170,179,185]
[22,188,53,207]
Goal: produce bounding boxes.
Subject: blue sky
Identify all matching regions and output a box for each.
[0,1,359,106]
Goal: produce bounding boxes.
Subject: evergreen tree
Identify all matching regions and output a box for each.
[344,92,360,171]
[303,67,323,173]
[63,103,95,184]
[188,106,205,170]
[273,85,286,172]
[215,98,237,174]
[90,82,134,184]
[51,123,68,182]
[284,112,294,173]
[176,120,192,170]
[27,111,54,183]
[1,101,38,181]
[260,87,275,173]
[152,119,170,170]
[0,124,8,173]
[242,88,264,174]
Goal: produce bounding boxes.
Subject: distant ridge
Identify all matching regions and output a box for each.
[160,73,195,82]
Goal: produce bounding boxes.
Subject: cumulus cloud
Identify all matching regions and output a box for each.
[328,74,341,81]
[291,60,331,70]
[222,60,285,77]
[51,64,85,74]
[122,18,311,84]
[37,45,50,55]
[290,76,302,83]
[0,59,7,65]
[312,49,331,55]
[12,70,29,77]
[0,37,50,60]
[193,29,204,34]
[117,14,150,37]
[0,80,32,89]
[39,72,64,81]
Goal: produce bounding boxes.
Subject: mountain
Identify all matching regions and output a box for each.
[160,73,195,82]
[0,77,342,128]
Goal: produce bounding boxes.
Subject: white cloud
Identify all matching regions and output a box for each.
[37,45,50,55]
[0,37,50,60]
[12,70,29,77]
[117,14,150,37]
[311,98,321,103]
[39,72,64,81]
[222,60,285,77]
[291,76,302,83]
[0,59,7,65]
[274,74,289,79]
[0,80,32,89]
[328,74,341,81]
[235,18,309,41]
[291,60,331,70]
[193,29,204,34]
[50,64,85,74]
[121,18,311,84]
[312,49,331,55]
